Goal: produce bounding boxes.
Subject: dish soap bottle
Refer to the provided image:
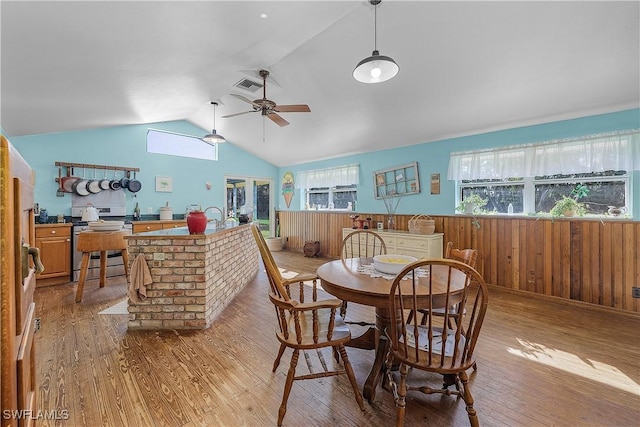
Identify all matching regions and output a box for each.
[133,202,140,221]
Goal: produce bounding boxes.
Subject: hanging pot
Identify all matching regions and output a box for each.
[127,171,142,193]
[120,171,130,190]
[99,169,111,190]
[110,170,122,190]
[87,169,102,194]
[73,168,90,196]
[61,167,80,193]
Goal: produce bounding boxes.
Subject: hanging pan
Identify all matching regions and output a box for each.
[61,167,80,193]
[119,171,130,190]
[87,169,102,194]
[73,168,90,196]
[99,168,111,190]
[110,170,122,190]
[127,171,142,193]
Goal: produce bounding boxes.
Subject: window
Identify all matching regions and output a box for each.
[460,172,629,215]
[147,129,218,161]
[450,131,638,216]
[306,185,357,210]
[295,165,359,210]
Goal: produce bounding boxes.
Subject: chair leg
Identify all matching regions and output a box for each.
[278,349,299,426]
[395,363,408,427]
[338,345,365,411]
[459,370,479,427]
[340,300,348,319]
[273,343,287,372]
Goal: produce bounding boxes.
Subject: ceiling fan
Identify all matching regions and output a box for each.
[222,69,310,127]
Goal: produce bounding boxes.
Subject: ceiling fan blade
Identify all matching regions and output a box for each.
[230,93,260,107]
[267,112,289,127]
[221,110,257,118]
[274,104,311,113]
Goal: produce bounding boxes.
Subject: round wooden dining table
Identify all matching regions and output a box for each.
[316,257,466,402]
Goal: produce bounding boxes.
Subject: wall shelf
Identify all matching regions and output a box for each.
[54,161,139,177]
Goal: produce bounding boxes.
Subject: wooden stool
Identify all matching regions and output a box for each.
[75,230,129,303]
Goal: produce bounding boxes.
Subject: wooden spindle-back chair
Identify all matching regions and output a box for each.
[385,258,488,427]
[250,224,365,426]
[339,229,387,321]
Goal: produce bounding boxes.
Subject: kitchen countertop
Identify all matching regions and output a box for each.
[35,222,72,228]
[127,222,245,238]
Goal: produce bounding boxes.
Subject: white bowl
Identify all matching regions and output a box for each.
[373,254,418,275]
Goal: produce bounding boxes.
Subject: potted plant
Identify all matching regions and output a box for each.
[456,194,488,229]
[456,194,488,215]
[550,184,589,218]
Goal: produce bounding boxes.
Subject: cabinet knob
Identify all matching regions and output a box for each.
[51,230,56,234]
[146,226,151,230]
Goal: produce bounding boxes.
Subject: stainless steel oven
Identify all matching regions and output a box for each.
[71,191,131,282]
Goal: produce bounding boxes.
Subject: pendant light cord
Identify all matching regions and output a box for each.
[374,2,377,51]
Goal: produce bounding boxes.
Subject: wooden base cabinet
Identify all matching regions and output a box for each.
[342,228,443,259]
[35,224,72,286]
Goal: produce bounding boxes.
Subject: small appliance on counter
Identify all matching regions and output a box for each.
[160,202,173,220]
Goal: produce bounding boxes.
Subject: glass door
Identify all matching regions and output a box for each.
[225,176,274,236]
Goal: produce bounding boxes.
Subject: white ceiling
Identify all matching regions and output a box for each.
[2,1,638,167]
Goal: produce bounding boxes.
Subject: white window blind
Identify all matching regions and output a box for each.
[294,165,359,189]
[448,131,640,180]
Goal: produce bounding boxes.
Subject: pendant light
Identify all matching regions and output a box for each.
[201,101,226,144]
[353,0,399,84]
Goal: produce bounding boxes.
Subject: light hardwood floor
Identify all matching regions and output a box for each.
[33,250,639,426]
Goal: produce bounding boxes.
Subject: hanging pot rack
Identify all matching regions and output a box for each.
[54,161,139,180]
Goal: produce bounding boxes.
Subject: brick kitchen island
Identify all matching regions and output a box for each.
[124,223,258,330]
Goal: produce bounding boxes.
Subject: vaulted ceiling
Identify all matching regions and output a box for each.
[2,1,638,167]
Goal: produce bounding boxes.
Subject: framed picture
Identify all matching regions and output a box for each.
[155,176,173,192]
[430,173,440,194]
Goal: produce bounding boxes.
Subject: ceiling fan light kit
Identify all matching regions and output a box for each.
[353,0,399,84]
[202,101,226,144]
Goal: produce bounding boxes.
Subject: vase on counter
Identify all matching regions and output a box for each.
[387,215,396,230]
[186,210,207,234]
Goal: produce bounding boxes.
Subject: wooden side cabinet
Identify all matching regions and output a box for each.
[342,228,443,259]
[35,223,72,286]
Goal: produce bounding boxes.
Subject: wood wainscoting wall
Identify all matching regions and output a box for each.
[277,211,639,314]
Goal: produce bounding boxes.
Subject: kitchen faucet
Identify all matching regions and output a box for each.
[203,206,225,228]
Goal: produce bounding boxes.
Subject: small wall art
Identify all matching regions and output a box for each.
[430,173,440,194]
[155,176,173,192]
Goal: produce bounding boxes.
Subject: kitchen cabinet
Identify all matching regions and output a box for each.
[35,223,72,286]
[343,228,443,259]
[132,220,187,234]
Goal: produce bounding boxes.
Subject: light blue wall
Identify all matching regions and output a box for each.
[5,109,639,220]
[276,109,640,219]
[7,121,277,217]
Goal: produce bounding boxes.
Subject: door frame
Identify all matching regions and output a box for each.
[224,175,274,236]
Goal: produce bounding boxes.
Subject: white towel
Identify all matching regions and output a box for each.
[128,254,152,304]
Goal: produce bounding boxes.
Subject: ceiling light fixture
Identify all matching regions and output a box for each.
[201,101,226,144]
[353,0,399,84]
